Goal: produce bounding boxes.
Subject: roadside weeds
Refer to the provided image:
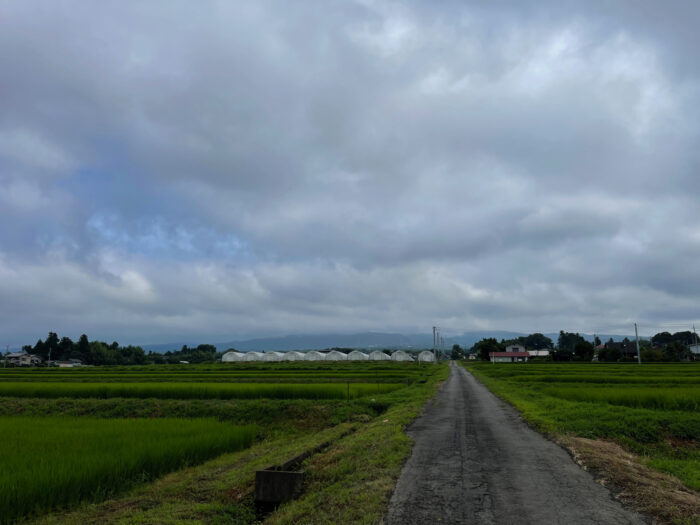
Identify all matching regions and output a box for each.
[560,436,699,525]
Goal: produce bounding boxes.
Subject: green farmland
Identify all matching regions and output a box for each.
[462,362,700,492]
[0,361,446,524]
[0,417,255,524]
[0,381,403,400]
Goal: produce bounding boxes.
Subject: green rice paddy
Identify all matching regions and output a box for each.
[0,361,426,522]
[0,417,255,524]
[0,381,403,400]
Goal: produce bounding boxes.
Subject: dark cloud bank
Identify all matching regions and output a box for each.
[1,1,699,345]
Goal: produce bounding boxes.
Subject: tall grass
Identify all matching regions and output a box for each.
[0,417,256,524]
[0,381,403,400]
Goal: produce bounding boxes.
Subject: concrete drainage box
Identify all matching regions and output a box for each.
[255,465,306,504]
[254,435,351,506]
[255,448,314,505]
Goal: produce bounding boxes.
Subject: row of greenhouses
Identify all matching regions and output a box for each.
[221,350,436,363]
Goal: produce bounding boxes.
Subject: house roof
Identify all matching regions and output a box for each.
[489,352,530,357]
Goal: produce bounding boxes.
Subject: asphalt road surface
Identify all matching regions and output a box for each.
[386,362,648,525]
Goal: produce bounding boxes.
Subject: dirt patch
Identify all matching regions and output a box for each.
[559,436,700,524]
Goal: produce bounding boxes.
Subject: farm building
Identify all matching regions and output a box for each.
[5,353,42,366]
[489,351,529,363]
[504,344,526,353]
[391,351,413,362]
[243,352,264,361]
[347,350,368,360]
[528,350,550,358]
[417,351,435,363]
[221,351,246,362]
[325,350,348,361]
[304,351,326,361]
[368,350,391,361]
[283,351,306,361]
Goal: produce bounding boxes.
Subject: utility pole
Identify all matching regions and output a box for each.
[634,323,641,365]
[432,326,437,362]
[436,328,440,361]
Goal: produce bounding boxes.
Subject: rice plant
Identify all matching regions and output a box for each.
[0,381,403,400]
[542,386,700,411]
[0,416,256,524]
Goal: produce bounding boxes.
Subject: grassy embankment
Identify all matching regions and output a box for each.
[462,361,700,524]
[2,361,447,524]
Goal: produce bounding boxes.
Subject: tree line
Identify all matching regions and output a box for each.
[10,333,228,366]
[464,330,697,362]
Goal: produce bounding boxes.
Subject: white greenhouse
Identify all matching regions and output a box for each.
[368,350,391,361]
[325,350,348,361]
[417,350,436,363]
[283,351,306,361]
[242,352,264,361]
[304,351,326,361]
[347,350,368,361]
[262,351,285,362]
[391,350,414,362]
[221,351,246,362]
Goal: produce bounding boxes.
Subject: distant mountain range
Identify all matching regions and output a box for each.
[142,331,644,353]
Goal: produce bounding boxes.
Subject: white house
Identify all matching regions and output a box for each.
[504,344,526,353]
[489,351,529,363]
[5,352,42,366]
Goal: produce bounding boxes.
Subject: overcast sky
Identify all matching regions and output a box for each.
[1,1,699,345]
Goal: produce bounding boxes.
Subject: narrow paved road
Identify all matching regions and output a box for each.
[387,362,648,524]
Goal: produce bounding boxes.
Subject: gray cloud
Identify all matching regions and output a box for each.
[1,0,699,345]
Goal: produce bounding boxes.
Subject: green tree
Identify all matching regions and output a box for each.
[651,332,673,346]
[57,336,74,360]
[451,344,465,360]
[471,338,501,361]
[556,331,586,360]
[664,341,689,361]
[74,334,89,361]
[519,333,553,350]
[45,332,59,361]
[32,339,48,360]
[573,341,594,361]
[672,331,695,346]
